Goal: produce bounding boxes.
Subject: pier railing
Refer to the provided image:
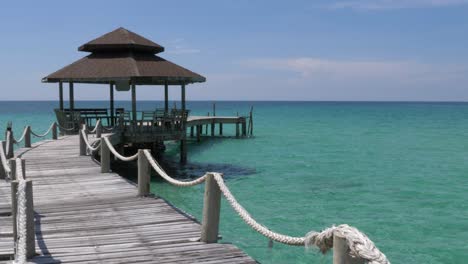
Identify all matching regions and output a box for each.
[1,121,389,264]
[92,130,390,264]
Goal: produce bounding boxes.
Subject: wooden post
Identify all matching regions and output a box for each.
[333,234,365,264]
[211,122,215,137]
[201,173,221,243]
[190,126,194,138]
[164,81,169,113]
[6,130,14,159]
[52,122,58,140]
[25,126,31,148]
[100,138,110,173]
[131,83,137,125]
[8,159,16,180]
[11,179,35,259]
[0,141,6,179]
[79,129,86,156]
[241,120,247,137]
[180,140,187,164]
[110,83,115,126]
[219,123,223,136]
[197,125,201,142]
[59,81,64,111]
[213,103,216,116]
[138,149,150,196]
[69,82,74,112]
[236,123,240,138]
[96,120,102,138]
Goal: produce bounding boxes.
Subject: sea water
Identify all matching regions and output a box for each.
[1,101,467,263]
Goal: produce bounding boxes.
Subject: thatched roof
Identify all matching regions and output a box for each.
[42,27,205,85]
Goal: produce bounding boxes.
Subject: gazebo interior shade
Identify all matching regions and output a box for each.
[42,27,206,85]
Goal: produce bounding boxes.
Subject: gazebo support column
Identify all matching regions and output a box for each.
[180,84,187,164]
[164,81,169,113]
[131,83,137,125]
[69,82,74,111]
[110,83,114,126]
[59,81,64,110]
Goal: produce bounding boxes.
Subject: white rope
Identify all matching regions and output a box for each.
[13,127,28,144]
[30,122,54,138]
[103,137,138,161]
[305,225,390,264]
[143,149,208,187]
[0,141,11,177]
[14,179,27,264]
[80,130,101,152]
[86,120,101,133]
[102,125,115,132]
[16,158,24,180]
[212,172,305,245]
[57,122,75,131]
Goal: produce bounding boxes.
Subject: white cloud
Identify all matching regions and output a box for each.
[166,38,200,55]
[241,57,467,82]
[329,0,468,10]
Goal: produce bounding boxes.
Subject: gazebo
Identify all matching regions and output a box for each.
[43,27,206,163]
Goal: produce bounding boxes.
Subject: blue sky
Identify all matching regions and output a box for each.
[0,0,467,101]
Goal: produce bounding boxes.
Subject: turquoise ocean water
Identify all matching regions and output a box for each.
[1,101,468,263]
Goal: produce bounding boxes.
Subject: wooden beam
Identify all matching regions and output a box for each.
[59,81,64,110]
[110,83,115,126]
[131,83,137,125]
[181,84,186,112]
[164,81,169,113]
[69,82,74,111]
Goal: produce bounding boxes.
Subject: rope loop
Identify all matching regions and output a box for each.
[30,122,55,138]
[103,137,138,161]
[80,129,101,152]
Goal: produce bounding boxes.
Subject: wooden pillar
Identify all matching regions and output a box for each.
[180,140,187,164]
[242,119,247,137]
[100,138,110,173]
[79,128,86,156]
[131,83,137,125]
[110,83,115,126]
[59,81,64,110]
[69,82,74,111]
[201,173,221,243]
[236,123,240,138]
[6,130,14,159]
[24,126,31,148]
[180,83,187,164]
[211,122,215,136]
[137,149,151,196]
[190,126,194,138]
[0,141,6,179]
[164,81,169,113]
[197,125,201,142]
[96,120,102,138]
[11,179,35,259]
[333,234,365,264]
[8,159,16,180]
[52,122,58,140]
[213,102,216,116]
[219,123,223,135]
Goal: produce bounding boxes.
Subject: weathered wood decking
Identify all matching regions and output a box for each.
[0,135,256,263]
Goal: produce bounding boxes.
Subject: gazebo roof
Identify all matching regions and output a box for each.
[42,27,206,85]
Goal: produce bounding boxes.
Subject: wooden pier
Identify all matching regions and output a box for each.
[0,135,257,263]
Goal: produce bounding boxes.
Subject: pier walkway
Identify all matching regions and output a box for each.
[0,135,256,263]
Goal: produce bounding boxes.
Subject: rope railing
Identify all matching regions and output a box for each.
[30,122,55,138]
[0,141,12,178]
[85,119,101,134]
[102,137,138,161]
[13,127,28,144]
[6,131,12,157]
[136,149,390,264]
[56,122,75,131]
[80,129,101,153]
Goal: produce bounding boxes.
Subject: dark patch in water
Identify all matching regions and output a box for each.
[110,154,256,183]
